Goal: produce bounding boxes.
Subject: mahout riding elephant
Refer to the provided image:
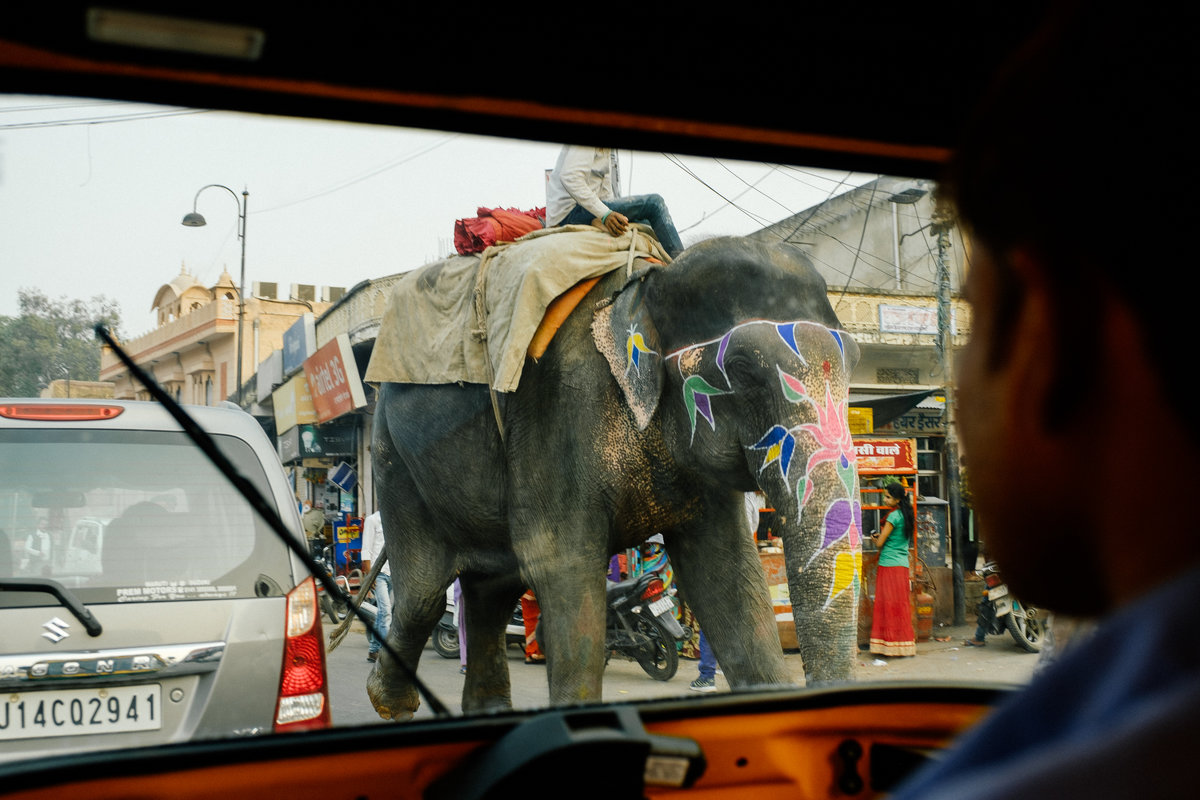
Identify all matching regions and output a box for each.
[368,236,862,719]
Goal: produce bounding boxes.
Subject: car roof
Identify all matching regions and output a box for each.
[0,2,1053,178]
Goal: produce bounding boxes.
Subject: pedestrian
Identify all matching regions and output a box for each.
[453,577,466,674]
[868,482,915,657]
[22,518,53,576]
[545,145,684,258]
[302,501,327,547]
[889,4,1200,796]
[361,509,391,664]
[689,630,718,693]
[521,589,544,664]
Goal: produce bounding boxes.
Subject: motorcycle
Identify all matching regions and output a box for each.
[438,571,688,681]
[602,570,688,681]
[975,561,1048,653]
[536,570,688,681]
[313,542,374,625]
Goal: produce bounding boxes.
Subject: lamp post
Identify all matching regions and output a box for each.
[182,185,248,403]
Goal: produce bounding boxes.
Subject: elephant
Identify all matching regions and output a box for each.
[367,235,863,720]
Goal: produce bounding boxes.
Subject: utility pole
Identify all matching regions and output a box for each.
[932,195,966,625]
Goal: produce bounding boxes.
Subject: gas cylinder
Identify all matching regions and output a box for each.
[915,588,934,642]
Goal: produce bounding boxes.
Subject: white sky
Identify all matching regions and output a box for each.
[0,95,873,335]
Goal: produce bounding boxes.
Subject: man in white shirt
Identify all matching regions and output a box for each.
[361,510,391,664]
[545,145,684,257]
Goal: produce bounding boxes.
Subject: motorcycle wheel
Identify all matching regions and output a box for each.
[1006,601,1047,653]
[635,618,679,682]
[322,594,349,624]
[432,624,460,659]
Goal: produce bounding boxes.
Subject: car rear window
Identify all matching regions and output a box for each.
[0,429,294,603]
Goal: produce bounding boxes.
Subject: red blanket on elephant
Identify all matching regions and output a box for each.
[453,206,545,254]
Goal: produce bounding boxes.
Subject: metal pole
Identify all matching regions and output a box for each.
[932,197,966,625]
[892,202,902,290]
[237,189,248,405]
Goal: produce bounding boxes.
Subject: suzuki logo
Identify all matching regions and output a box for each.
[41,617,70,643]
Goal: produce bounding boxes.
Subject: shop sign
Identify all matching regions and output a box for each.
[881,409,947,435]
[319,419,358,457]
[279,420,357,464]
[328,461,357,493]
[278,424,324,463]
[854,437,917,474]
[283,313,316,374]
[272,372,318,434]
[847,406,874,435]
[255,349,283,403]
[303,333,367,423]
[879,304,957,335]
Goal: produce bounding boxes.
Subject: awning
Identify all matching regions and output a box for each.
[849,389,940,427]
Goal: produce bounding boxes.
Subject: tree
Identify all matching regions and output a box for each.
[0,289,122,397]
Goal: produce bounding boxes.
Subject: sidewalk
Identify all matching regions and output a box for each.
[852,623,1041,686]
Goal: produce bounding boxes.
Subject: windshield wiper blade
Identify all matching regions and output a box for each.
[94,324,450,718]
[0,578,103,636]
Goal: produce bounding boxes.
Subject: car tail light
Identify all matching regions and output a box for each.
[274,576,331,732]
[0,403,124,421]
[640,577,665,601]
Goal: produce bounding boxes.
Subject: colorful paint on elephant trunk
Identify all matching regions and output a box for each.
[668,319,863,613]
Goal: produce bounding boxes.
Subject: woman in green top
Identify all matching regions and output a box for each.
[869,482,917,657]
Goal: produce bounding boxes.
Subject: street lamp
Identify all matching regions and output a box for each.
[182,185,249,403]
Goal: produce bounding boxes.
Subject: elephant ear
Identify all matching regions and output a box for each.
[592,275,664,430]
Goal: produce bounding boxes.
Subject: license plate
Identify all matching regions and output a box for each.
[988,584,1009,600]
[0,684,162,741]
[649,596,674,616]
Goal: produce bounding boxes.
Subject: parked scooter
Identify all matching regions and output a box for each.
[974,561,1048,652]
[601,570,688,680]
[536,570,688,681]
[438,571,688,681]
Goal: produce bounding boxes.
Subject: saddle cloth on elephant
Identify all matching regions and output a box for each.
[365,224,670,392]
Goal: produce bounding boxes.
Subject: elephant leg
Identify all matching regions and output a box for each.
[665,503,792,691]
[514,532,609,706]
[459,576,523,714]
[366,475,454,721]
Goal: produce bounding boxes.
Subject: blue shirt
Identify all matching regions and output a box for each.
[889,564,1200,799]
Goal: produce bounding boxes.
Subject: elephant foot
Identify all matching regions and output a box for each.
[367,657,421,721]
[462,691,513,716]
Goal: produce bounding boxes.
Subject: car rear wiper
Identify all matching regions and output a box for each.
[95,325,449,718]
[0,577,103,636]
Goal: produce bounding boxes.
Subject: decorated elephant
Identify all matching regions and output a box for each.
[367,235,862,719]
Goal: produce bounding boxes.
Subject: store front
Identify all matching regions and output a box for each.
[271,331,370,558]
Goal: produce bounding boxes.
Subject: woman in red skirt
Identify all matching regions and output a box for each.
[869,482,916,657]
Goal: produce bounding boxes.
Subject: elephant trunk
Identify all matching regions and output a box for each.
[764,456,861,685]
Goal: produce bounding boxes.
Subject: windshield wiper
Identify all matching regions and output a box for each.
[95,324,449,718]
[0,578,103,636]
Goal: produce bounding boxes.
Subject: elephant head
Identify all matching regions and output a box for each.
[596,236,864,683]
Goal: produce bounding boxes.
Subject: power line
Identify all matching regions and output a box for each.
[0,108,208,129]
[255,134,462,215]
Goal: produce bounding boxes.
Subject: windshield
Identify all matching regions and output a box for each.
[0,429,291,601]
[0,93,1037,757]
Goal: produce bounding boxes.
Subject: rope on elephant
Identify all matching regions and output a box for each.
[471,246,506,442]
[327,550,387,652]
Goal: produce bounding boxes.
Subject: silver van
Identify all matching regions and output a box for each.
[0,399,329,762]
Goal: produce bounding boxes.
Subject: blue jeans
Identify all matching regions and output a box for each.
[697,630,717,680]
[559,193,684,257]
[366,572,392,654]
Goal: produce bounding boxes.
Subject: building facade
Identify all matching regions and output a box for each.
[99,266,342,406]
